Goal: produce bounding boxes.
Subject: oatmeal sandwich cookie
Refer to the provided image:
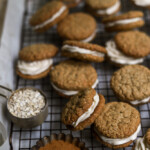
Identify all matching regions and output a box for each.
[61,40,107,63]
[29,1,69,32]
[94,102,141,149]
[85,0,121,17]
[50,60,99,97]
[102,11,144,32]
[111,65,150,106]
[57,12,97,42]
[62,88,105,131]
[105,31,150,66]
[60,0,82,8]
[133,128,150,150]
[131,0,150,9]
[17,44,58,80]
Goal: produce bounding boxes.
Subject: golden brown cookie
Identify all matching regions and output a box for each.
[85,0,121,17]
[50,60,98,97]
[61,40,107,63]
[62,88,105,131]
[102,11,144,32]
[19,44,58,62]
[115,31,150,58]
[111,65,150,105]
[30,1,69,32]
[57,12,97,42]
[17,44,58,80]
[94,102,141,149]
[105,31,150,66]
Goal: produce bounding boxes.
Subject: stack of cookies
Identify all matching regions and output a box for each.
[14,0,150,149]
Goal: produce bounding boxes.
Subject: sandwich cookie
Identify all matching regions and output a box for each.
[62,88,105,131]
[61,40,107,63]
[102,11,144,32]
[131,0,150,9]
[50,60,98,97]
[105,31,150,66]
[111,65,150,106]
[60,0,82,8]
[29,1,69,32]
[133,128,150,150]
[57,12,97,42]
[17,44,58,80]
[94,102,141,149]
[85,0,121,17]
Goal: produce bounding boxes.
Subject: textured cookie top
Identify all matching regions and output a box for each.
[111,65,150,101]
[94,102,141,138]
[63,40,107,53]
[145,128,150,145]
[115,31,150,58]
[30,1,67,26]
[62,88,96,124]
[19,44,58,61]
[85,0,118,9]
[57,13,97,40]
[50,60,97,90]
[102,11,144,23]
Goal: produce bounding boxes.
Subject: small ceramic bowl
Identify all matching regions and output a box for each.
[0,85,48,128]
[31,133,88,150]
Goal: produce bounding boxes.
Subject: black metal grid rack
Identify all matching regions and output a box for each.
[10,0,150,149]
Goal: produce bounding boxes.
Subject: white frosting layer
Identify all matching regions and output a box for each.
[33,6,66,30]
[95,124,141,145]
[130,96,150,105]
[62,45,105,57]
[96,1,120,15]
[72,93,100,127]
[133,0,150,6]
[106,40,144,65]
[51,79,99,96]
[18,59,53,75]
[80,31,96,43]
[135,136,150,150]
[106,17,142,27]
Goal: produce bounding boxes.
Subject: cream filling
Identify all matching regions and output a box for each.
[106,40,144,65]
[51,79,99,96]
[135,136,150,150]
[33,6,66,30]
[18,59,53,75]
[133,0,150,6]
[80,31,96,43]
[106,17,143,27]
[130,97,150,105]
[72,93,99,127]
[62,45,105,57]
[96,1,120,15]
[95,124,141,146]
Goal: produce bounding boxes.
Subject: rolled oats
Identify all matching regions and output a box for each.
[7,89,45,118]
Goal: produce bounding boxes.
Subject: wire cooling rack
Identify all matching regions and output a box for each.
[9,0,150,149]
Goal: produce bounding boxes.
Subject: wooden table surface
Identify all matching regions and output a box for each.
[0,0,7,37]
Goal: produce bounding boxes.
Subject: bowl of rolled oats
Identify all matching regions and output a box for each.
[7,87,48,128]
